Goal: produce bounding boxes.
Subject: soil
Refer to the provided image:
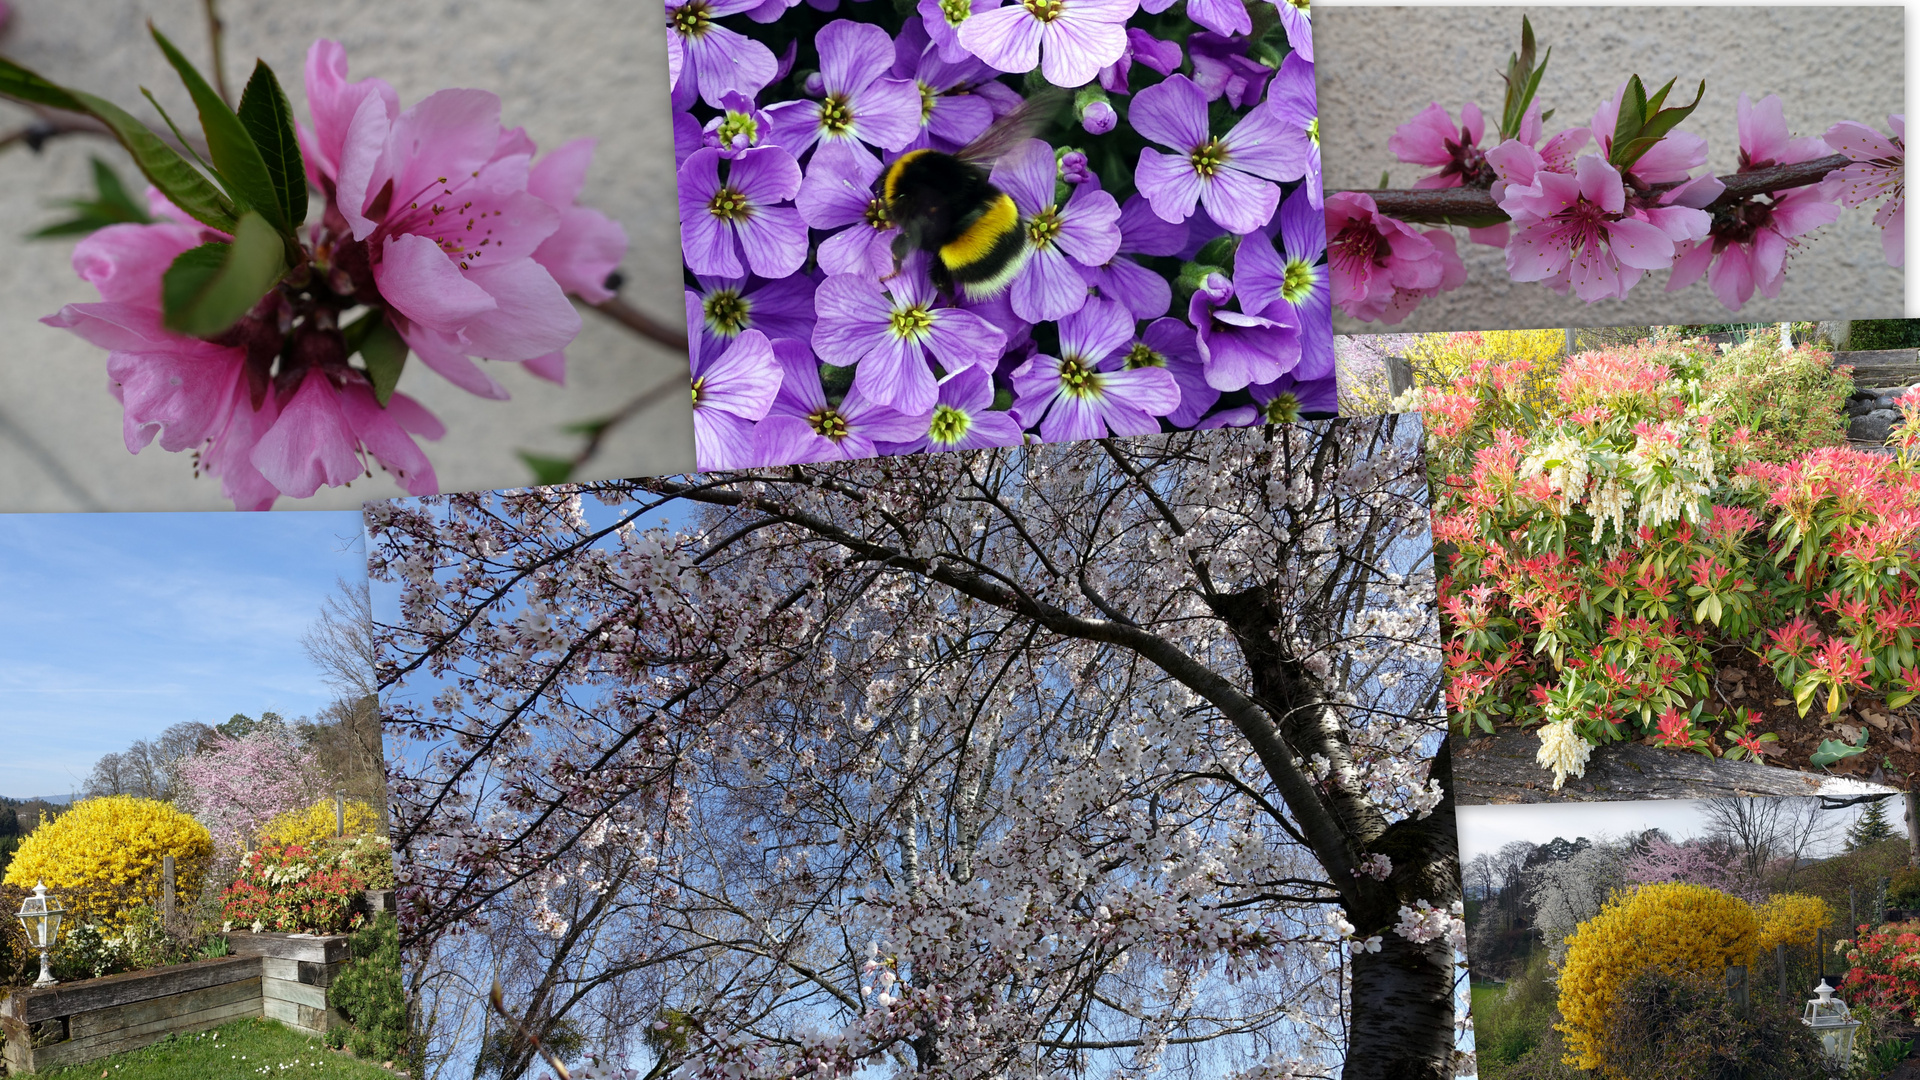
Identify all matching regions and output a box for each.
[1702,646,1920,791]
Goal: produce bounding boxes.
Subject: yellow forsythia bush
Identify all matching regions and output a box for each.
[1,796,214,933]
[1557,882,1761,1078]
[1755,893,1833,953]
[261,797,384,848]
[1404,329,1570,409]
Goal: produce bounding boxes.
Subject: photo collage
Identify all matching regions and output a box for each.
[0,2,1908,1079]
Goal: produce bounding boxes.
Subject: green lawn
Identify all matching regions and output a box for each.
[31,1018,401,1080]
[1470,980,1503,1018]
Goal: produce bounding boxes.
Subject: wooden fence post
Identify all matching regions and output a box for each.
[1776,943,1787,1004]
[335,790,346,838]
[161,854,175,930]
[1725,964,1748,1007]
[1385,356,1413,402]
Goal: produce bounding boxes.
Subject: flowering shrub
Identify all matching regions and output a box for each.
[1556,882,1761,1078]
[176,722,332,854]
[261,797,384,849]
[1,795,213,933]
[0,31,626,508]
[1753,893,1833,953]
[1330,18,1903,323]
[221,841,369,934]
[669,0,1330,471]
[1416,331,1920,787]
[1838,920,1920,1021]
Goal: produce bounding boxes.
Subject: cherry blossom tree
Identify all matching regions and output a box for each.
[175,720,332,854]
[370,419,1460,1080]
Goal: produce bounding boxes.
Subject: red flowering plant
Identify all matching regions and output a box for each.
[220,841,369,935]
[1413,332,1920,789]
[1838,921,1920,1022]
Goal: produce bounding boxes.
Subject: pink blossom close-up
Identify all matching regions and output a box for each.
[1822,113,1905,267]
[1325,191,1465,324]
[1496,155,1688,302]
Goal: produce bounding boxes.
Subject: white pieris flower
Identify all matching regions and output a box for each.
[1535,718,1591,790]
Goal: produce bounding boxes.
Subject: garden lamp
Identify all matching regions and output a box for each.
[14,880,64,988]
[1801,979,1862,1066]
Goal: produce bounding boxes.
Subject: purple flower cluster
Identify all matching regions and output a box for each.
[667,0,1331,470]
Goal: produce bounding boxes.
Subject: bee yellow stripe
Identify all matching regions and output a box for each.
[940,193,1020,269]
[883,149,933,204]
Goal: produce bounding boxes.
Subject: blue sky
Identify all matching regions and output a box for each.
[0,511,367,800]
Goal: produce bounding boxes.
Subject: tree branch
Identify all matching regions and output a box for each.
[591,296,690,353]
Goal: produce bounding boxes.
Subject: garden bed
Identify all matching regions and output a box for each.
[1451,728,1894,803]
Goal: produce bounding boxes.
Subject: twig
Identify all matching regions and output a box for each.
[0,111,111,154]
[567,373,690,475]
[488,981,571,1080]
[203,0,229,105]
[591,296,690,353]
[1336,153,1853,226]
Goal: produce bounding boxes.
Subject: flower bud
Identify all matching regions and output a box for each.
[1056,149,1092,185]
[1074,86,1116,135]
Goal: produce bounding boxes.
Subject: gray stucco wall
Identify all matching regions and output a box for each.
[0,0,693,512]
[1318,6,1905,335]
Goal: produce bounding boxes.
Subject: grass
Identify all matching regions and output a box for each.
[29,1017,401,1080]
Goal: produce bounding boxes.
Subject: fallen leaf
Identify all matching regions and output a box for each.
[1774,698,1792,706]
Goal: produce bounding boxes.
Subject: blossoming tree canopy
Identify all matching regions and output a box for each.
[668,0,1334,472]
[1327,17,1904,325]
[0,28,627,509]
[370,420,1463,1080]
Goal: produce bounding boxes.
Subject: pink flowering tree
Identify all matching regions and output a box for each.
[371,420,1462,1080]
[175,722,332,855]
[0,18,641,509]
[1328,18,1904,324]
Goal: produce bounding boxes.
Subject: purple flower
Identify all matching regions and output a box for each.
[1080,193,1184,319]
[1059,150,1093,184]
[1010,297,1179,441]
[957,0,1139,89]
[1082,99,1117,134]
[690,275,818,358]
[1186,0,1250,36]
[1233,188,1330,381]
[702,91,774,158]
[795,141,899,278]
[1097,28,1181,95]
[1266,54,1320,209]
[812,266,1008,414]
[766,21,923,164]
[1275,0,1311,61]
[679,146,808,279]
[893,22,999,152]
[666,0,779,109]
[688,293,781,471]
[1252,371,1337,420]
[753,341,931,464]
[1132,75,1306,234]
[918,0,1007,63]
[674,112,704,166]
[991,138,1122,321]
[883,365,1027,454]
[1098,316,1214,427]
[1188,34,1273,111]
[1187,272,1300,391]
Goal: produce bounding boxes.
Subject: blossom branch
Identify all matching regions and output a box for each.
[590,296,690,353]
[201,0,230,104]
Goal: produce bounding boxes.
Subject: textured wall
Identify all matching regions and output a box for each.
[0,0,694,512]
[1319,6,1905,334]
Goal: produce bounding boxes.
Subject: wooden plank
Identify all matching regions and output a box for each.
[1835,349,1920,387]
[25,996,259,1070]
[7,956,262,1024]
[259,958,343,988]
[261,996,329,1034]
[261,977,328,1011]
[227,932,349,964]
[1451,729,1902,803]
[68,974,261,1040]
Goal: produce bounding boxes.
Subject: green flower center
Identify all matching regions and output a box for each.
[691,376,706,408]
[1058,355,1104,398]
[918,83,937,123]
[670,1,711,37]
[1190,138,1229,178]
[1288,0,1307,12]
[929,404,972,445]
[808,408,850,440]
[1022,0,1065,21]
[703,290,752,337]
[889,305,935,341]
[1264,393,1302,423]
[864,197,892,230]
[717,110,760,148]
[1307,117,1319,146]
[708,186,751,222]
[1281,259,1318,304]
[820,94,855,137]
[1124,343,1165,369]
[939,0,970,26]
[1027,207,1063,248]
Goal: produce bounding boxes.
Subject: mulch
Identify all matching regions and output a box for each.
[1703,646,1920,791]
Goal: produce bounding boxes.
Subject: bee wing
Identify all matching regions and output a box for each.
[954,87,1070,167]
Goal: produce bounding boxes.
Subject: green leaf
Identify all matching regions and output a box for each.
[89,156,147,220]
[160,210,287,337]
[149,24,287,235]
[27,157,153,238]
[1609,75,1648,161]
[235,60,308,233]
[518,452,576,486]
[0,55,238,233]
[360,316,408,407]
[1811,735,1870,768]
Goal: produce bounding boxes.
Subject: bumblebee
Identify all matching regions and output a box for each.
[882,91,1065,301]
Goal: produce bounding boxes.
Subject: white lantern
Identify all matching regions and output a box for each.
[1801,979,1862,1066]
[14,880,65,988]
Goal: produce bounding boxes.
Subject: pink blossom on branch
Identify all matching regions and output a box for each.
[175,725,334,855]
[1821,113,1905,267]
[1325,192,1464,323]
